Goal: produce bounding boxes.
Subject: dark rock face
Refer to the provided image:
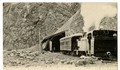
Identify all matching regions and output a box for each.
[3,3,81,50]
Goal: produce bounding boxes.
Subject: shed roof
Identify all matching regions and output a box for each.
[60,33,83,40]
[54,10,81,34]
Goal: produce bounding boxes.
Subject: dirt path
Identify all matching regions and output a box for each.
[4,64,117,70]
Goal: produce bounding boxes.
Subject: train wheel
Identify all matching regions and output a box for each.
[62,51,66,55]
[70,51,75,56]
[68,51,71,55]
[62,51,65,54]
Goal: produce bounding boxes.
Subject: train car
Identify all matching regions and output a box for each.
[78,30,117,57]
[60,33,84,55]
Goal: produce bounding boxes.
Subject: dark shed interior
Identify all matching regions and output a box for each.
[42,31,65,52]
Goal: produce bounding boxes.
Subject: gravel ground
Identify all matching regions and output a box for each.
[3,50,117,70]
[4,63,117,70]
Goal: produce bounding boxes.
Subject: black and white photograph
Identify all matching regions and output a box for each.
[3,2,118,70]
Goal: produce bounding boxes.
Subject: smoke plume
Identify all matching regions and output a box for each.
[81,3,117,32]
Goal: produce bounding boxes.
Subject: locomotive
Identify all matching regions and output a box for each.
[60,30,117,57]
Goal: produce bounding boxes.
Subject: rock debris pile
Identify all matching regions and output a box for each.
[4,50,96,67]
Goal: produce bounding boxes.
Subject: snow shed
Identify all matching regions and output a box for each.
[41,10,83,52]
[41,31,65,52]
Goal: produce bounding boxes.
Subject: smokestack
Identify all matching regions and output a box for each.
[81,3,117,32]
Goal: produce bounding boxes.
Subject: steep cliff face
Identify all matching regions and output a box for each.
[3,3,81,50]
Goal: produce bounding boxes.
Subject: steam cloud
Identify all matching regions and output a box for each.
[81,3,117,32]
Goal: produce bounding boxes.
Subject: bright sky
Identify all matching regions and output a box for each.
[81,3,117,32]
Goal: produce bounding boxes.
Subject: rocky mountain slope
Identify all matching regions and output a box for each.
[100,15,117,31]
[3,3,117,50]
[3,3,81,50]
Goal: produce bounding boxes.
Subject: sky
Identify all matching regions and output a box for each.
[81,3,117,32]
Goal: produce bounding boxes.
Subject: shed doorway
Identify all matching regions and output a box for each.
[50,32,65,52]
